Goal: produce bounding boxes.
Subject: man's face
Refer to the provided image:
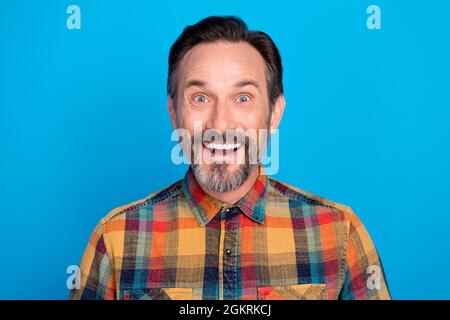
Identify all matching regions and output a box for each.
[169,41,284,193]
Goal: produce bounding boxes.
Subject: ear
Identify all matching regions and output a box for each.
[269,94,286,133]
[167,95,178,129]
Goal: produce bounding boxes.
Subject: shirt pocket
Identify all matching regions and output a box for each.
[257,283,328,300]
[121,287,193,300]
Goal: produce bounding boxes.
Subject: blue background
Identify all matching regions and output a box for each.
[1,0,449,299]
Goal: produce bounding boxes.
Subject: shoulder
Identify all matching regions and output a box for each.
[99,179,184,226]
[266,176,359,223]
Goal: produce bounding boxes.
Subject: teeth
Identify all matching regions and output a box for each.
[204,142,242,150]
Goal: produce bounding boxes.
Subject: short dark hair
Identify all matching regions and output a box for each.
[167,16,283,110]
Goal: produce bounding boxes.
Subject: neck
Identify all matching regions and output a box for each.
[202,166,260,204]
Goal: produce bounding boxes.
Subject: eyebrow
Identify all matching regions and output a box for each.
[233,79,260,91]
[184,79,261,92]
[185,79,206,89]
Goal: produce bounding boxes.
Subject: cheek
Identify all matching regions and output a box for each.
[235,106,270,130]
[177,112,211,139]
[179,99,212,118]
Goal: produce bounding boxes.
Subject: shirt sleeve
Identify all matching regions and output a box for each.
[339,209,391,300]
[69,222,116,300]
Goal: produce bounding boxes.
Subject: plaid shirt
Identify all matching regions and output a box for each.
[69,168,390,300]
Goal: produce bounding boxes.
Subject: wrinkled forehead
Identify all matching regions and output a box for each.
[177,41,268,92]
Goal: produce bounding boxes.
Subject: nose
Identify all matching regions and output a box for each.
[206,99,235,133]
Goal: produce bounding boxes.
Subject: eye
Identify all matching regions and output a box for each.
[237,94,251,103]
[192,94,208,103]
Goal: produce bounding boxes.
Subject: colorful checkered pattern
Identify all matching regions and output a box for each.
[69,168,390,300]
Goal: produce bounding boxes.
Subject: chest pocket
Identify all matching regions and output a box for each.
[257,284,328,300]
[121,288,193,300]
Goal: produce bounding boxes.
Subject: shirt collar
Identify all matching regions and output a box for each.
[182,167,269,227]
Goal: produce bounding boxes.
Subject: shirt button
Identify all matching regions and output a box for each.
[225,249,232,255]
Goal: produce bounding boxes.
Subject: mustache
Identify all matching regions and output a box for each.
[194,129,247,145]
[174,127,269,165]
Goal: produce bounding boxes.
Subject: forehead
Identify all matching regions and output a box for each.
[177,41,267,89]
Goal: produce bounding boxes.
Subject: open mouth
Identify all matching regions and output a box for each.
[202,142,243,155]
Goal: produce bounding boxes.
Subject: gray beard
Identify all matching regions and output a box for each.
[191,162,258,193]
[188,120,270,193]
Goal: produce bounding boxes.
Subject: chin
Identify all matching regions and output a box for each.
[201,162,239,175]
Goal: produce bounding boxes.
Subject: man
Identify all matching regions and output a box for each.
[70,16,390,300]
